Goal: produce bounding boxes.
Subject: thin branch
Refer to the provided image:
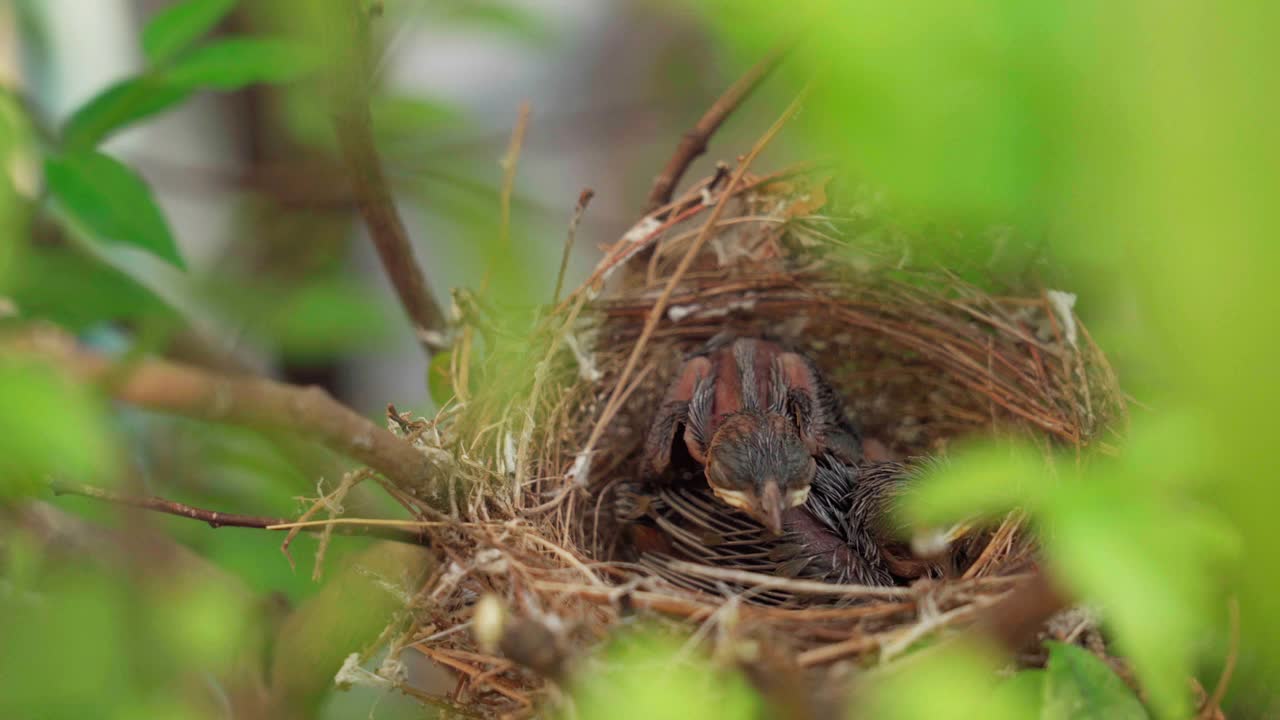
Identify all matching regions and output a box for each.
[645,40,791,212]
[552,188,594,304]
[330,2,448,354]
[49,481,430,547]
[12,330,440,496]
[1199,596,1241,720]
[494,101,532,293]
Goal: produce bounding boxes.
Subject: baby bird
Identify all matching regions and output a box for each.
[637,459,948,592]
[643,337,861,534]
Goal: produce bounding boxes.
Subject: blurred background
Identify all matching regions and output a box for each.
[2,1,1278,718]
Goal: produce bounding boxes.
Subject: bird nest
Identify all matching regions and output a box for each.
[388,169,1126,715]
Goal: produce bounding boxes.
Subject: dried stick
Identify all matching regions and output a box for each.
[495,101,531,292]
[14,331,438,495]
[552,188,595,304]
[50,481,430,547]
[1198,596,1241,720]
[330,2,447,354]
[645,41,791,212]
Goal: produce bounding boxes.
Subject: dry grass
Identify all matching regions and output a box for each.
[377,172,1126,716]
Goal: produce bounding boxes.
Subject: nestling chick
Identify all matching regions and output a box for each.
[644,337,860,534]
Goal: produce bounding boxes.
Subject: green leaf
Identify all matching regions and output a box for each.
[572,628,761,720]
[862,643,1039,720]
[0,359,112,500]
[44,150,185,268]
[993,670,1045,715]
[1043,642,1148,720]
[62,37,316,148]
[1042,481,1214,719]
[904,443,1052,526]
[165,37,322,89]
[61,76,192,151]
[202,276,392,362]
[440,1,552,45]
[11,245,176,331]
[371,94,462,144]
[142,0,238,65]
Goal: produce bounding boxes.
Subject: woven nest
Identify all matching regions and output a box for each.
[390,169,1126,716]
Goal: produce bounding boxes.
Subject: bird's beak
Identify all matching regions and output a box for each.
[757,483,785,536]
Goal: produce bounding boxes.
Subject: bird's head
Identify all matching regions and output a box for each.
[704,411,816,535]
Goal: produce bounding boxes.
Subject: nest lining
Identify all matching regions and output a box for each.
[389,171,1126,715]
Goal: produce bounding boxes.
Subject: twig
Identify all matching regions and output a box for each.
[1199,596,1240,720]
[645,41,791,212]
[553,188,594,304]
[661,561,912,599]
[49,481,430,547]
[495,101,532,292]
[330,2,448,354]
[13,330,439,495]
[584,87,809,477]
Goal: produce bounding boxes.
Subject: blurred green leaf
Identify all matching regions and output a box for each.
[0,359,111,500]
[202,276,392,362]
[142,0,238,64]
[61,76,192,151]
[993,670,1045,716]
[862,643,1037,720]
[439,1,551,44]
[165,37,322,89]
[371,94,463,144]
[571,629,760,720]
[11,246,176,331]
[0,93,30,293]
[905,443,1051,526]
[1042,480,1224,719]
[0,567,134,718]
[1043,642,1147,720]
[44,150,184,268]
[428,351,455,406]
[265,280,393,361]
[63,36,317,149]
[153,579,252,674]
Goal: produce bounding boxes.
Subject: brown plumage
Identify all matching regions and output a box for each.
[643,337,861,534]
[625,459,938,599]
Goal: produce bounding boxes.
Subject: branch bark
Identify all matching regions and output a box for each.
[49,481,430,547]
[330,2,448,354]
[12,330,439,496]
[645,41,791,213]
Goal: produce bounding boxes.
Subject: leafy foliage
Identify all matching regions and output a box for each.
[1043,642,1147,720]
[44,150,184,268]
[141,0,238,64]
[0,359,112,500]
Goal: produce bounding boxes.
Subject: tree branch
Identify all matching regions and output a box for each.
[48,481,430,547]
[330,2,448,354]
[645,41,791,213]
[12,329,439,496]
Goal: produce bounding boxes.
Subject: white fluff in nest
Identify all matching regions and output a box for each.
[565,450,592,488]
[564,332,602,381]
[1047,289,1079,348]
[334,653,395,691]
